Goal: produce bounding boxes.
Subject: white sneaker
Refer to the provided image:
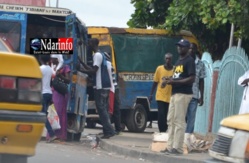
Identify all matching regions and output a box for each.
[184,133,193,151]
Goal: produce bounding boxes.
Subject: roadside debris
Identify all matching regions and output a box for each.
[87,135,99,149]
[139,158,145,161]
[184,133,213,153]
[150,132,214,154]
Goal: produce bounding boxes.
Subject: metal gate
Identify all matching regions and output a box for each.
[194,52,213,134]
[212,47,249,133]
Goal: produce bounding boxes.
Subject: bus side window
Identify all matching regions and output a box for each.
[0,21,21,52]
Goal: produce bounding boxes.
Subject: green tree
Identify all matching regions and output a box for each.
[127,0,172,28]
[128,0,249,59]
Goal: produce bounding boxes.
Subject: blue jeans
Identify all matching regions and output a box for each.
[94,89,115,135]
[42,93,55,137]
[185,98,199,133]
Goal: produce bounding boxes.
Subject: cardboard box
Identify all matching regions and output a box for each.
[151,141,167,152]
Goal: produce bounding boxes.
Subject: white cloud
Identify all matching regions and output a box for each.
[47,0,135,27]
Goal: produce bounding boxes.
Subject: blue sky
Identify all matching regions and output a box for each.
[47,0,135,27]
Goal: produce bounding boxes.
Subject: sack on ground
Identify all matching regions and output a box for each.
[47,104,61,130]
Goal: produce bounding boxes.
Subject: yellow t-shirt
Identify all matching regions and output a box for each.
[153,65,174,103]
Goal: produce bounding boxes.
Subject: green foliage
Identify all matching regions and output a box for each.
[127,0,172,28]
[128,0,249,59]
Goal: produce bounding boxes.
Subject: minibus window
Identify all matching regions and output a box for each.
[0,21,21,52]
[0,39,9,52]
[63,24,73,61]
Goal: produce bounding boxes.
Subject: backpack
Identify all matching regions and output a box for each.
[92,52,111,89]
[100,52,111,88]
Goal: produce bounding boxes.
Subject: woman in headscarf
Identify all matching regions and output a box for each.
[48,54,70,141]
[51,54,64,74]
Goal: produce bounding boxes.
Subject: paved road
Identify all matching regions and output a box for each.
[29,141,151,163]
[33,123,217,163]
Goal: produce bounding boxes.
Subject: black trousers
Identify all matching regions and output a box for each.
[157,101,169,132]
[113,88,121,132]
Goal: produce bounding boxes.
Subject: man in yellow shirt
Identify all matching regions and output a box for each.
[149,53,174,132]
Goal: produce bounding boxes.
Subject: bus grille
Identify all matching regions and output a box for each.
[210,134,232,156]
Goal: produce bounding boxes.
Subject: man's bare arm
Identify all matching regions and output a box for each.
[166,75,195,85]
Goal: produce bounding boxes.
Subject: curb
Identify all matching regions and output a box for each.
[99,139,207,163]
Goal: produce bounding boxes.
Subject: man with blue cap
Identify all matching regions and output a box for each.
[161,39,196,155]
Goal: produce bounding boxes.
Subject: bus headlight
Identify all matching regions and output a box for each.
[245,140,249,160]
[229,130,249,159]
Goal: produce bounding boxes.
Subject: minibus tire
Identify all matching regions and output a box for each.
[126,104,147,133]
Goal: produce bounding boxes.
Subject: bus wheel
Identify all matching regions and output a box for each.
[126,104,147,133]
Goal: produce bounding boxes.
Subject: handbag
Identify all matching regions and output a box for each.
[47,104,61,130]
[52,74,68,95]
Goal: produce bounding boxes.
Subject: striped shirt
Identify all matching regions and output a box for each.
[111,66,118,87]
[192,57,206,99]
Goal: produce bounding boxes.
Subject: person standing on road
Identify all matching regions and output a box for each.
[49,55,71,142]
[149,53,174,133]
[162,39,195,155]
[40,55,58,143]
[104,52,122,134]
[238,70,249,114]
[77,38,116,139]
[185,43,206,146]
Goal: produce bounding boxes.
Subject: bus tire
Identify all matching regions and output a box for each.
[126,104,147,133]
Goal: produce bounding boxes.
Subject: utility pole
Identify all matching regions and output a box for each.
[229,23,234,48]
[237,38,242,48]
